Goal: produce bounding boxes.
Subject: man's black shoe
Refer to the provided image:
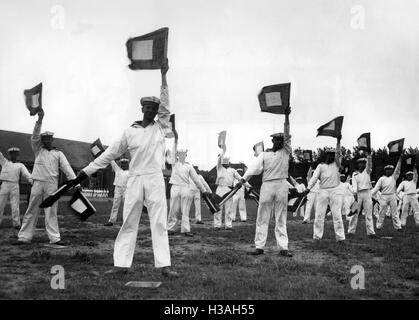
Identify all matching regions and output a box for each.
[279,250,293,258]
[248,248,264,255]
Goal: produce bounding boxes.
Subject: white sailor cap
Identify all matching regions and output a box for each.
[357,158,367,163]
[384,165,394,170]
[406,171,414,176]
[41,131,54,137]
[270,132,285,138]
[140,96,160,107]
[221,157,230,164]
[340,174,346,178]
[119,158,129,163]
[7,147,20,153]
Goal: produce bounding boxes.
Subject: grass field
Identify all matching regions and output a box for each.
[0,198,418,300]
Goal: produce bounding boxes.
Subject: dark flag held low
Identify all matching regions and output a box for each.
[126,27,169,70]
[357,132,371,152]
[287,194,307,213]
[202,193,220,214]
[24,82,42,116]
[69,189,96,221]
[387,138,404,154]
[258,83,291,114]
[40,182,73,208]
[316,116,344,138]
[90,138,105,159]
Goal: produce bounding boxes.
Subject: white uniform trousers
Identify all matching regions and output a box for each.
[214,186,234,229]
[313,187,345,241]
[376,194,401,230]
[0,182,21,227]
[114,173,170,268]
[341,195,354,217]
[254,179,289,251]
[231,192,247,221]
[192,190,202,222]
[348,190,375,235]
[108,186,126,223]
[303,192,317,223]
[400,194,419,227]
[18,180,61,243]
[167,185,193,233]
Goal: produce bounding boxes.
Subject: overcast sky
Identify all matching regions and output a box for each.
[1,0,418,169]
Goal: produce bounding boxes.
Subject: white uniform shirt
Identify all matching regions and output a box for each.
[170,162,206,192]
[243,129,291,182]
[0,152,32,183]
[216,166,242,187]
[397,170,418,195]
[307,144,342,191]
[31,121,75,182]
[110,161,129,188]
[83,86,171,177]
[372,159,401,196]
[352,156,372,192]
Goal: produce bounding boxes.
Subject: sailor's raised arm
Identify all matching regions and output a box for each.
[335,136,342,168]
[366,153,372,174]
[0,151,6,166]
[31,109,44,154]
[283,107,292,154]
[157,59,170,128]
[83,132,129,177]
[393,156,402,180]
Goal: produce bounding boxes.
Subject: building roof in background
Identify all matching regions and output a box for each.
[0,130,103,170]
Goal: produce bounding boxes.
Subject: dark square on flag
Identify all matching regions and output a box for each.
[258,83,291,114]
[126,27,169,70]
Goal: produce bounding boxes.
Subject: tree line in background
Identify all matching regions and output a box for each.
[198,145,419,192]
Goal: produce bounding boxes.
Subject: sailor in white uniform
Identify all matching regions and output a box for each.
[339,174,355,221]
[104,159,130,226]
[18,109,76,245]
[305,137,346,242]
[189,167,212,224]
[231,168,250,223]
[302,166,319,224]
[167,147,210,236]
[371,157,403,231]
[348,157,377,237]
[0,148,32,229]
[214,155,243,230]
[397,169,419,228]
[68,61,179,277]
[239,106,293,257]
